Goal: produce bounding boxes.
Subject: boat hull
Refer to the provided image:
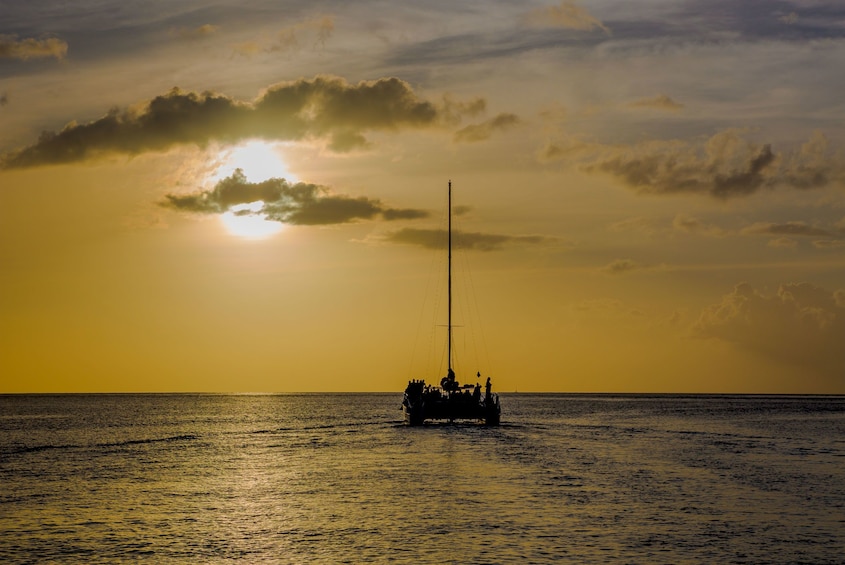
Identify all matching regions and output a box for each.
[402,389,500,426]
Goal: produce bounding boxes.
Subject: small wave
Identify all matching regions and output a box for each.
[5,443,79,455]
[97,434,199,448]
[4,434,199,456]
[267,421,394,433]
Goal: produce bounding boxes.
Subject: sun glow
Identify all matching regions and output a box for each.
[213,140,295,239]
[213,140,296,183]
[220,201,284,239]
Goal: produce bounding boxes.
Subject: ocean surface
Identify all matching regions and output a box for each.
[1,394,844,564]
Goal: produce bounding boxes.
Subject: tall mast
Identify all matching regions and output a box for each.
[447,180,452,373]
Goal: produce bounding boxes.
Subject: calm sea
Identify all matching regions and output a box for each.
[1,394,843,564]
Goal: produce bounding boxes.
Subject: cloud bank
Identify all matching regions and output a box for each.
[163,169,428,226]
[1,76,484,168]
[694,282,845,378]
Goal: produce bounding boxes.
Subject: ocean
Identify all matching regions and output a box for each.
[1,394,843,564]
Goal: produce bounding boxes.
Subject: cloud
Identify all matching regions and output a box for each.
[524,2,611,34]
[608,214,726,238]
[768,237,797,249]
[812,240,845,249]
[162,169,428,226]
[171,24,220,41]
[589,131,776,198]
[602,259,650,274]
[0,35,68,61]
[382,228,553,251]
[232,41,262,57]
[233,16,334,56]
[741,221,833,238]
[627,95,684,112]
[672,213,725,237]
[543,130,845,198]
[453,113,520,143]
[779,131,844,190]
[608,216,660,235]
[2,76,484,168]
[694,282,845,378]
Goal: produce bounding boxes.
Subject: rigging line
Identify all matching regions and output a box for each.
[452,200,490,376]
[407,198,447,379]
[463,237,493,375]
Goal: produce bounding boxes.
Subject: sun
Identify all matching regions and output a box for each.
[220,201,284,239]
[212,140,295,239]
[214,140,296,183]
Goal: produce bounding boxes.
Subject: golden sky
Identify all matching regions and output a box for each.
[1,1,844,393]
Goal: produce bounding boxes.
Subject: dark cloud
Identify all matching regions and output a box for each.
[381,208,430,221]
[543,130,845,198]
[589,136,776,199]
[694,282,845,378]
[1,76,484,168]
[0,35,68,60]
[162,169,428,226]
[453,113,520,143]
[383,227,552,251]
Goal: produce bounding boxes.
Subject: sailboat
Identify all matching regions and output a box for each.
[402,181,501,426]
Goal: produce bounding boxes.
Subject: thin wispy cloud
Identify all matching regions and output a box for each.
[524,1,611,34]
[601,259,655,275]
[627,94,683,112]
[741,221,833,238]
[0,35,68,61]
[672,214,726,237]
[453,113,520,143]
[170,24,220,41]
[232,16,334,57]
[383,227,554,251]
